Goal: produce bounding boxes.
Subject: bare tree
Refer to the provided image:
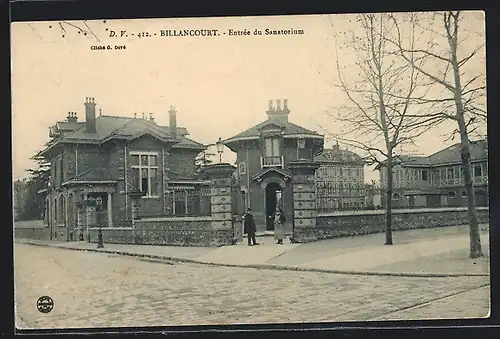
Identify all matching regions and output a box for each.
[327,14,443,245]
[389,11,486,258]
[27,20,103,42]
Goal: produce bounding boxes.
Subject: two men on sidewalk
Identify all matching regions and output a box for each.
[243,208,259,246]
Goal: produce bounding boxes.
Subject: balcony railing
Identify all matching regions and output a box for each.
[261,156,284,169]
[436,176,488,187]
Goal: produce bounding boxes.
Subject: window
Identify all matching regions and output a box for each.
[58,196,65,224]
[54,198,58,222]
[264,137,281,157]
[59,156,64,183]
[297,138,305,149]
[130,152,159,197]
[447,167,454,180]
[474,164,482,177]
[392,193,400,200]
[239,161,246,175]
[448,191,456,198]
[421,170,428,181]
[461,190,467,197]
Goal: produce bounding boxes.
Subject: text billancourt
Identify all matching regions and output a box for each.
[159,28,304,37]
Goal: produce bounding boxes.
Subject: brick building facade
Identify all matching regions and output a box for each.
[38,97,206,241]
[223,99,324,232]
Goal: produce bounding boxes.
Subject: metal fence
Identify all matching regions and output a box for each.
[315,180,489,212]
[315,181,370,213]
[165,186,212,217]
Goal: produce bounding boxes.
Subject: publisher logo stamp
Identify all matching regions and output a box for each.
[36,296,54,314]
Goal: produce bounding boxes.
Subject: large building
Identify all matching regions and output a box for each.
[37,97,206,241]
[222,99,324,232]
[313,144,366,211]
[376,139,488,208]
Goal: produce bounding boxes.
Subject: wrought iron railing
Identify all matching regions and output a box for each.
[260,156,284,169]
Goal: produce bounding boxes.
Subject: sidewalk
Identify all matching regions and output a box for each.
[15,224,490,277]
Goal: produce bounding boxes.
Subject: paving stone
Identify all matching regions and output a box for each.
[15,244,490,329]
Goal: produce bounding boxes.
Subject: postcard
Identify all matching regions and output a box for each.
[11,11,489,331]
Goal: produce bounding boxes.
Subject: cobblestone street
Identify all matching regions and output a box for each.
[15,244,490,329]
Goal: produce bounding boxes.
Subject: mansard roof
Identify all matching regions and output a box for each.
[314,146,365,164]
[42,115,205,156]
[223,118,323,145]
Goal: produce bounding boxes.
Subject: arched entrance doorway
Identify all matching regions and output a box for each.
[265,182,283,231]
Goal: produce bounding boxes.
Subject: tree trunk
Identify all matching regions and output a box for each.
[385,153,394,245]
[458,120,483,258]
[447,14,484,258]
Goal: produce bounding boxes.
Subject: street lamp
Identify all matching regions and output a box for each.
[96,196,104,248]
[216,137,224,163]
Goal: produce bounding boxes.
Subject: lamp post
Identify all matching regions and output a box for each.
[96,196,104,248]
[216,137,224,163]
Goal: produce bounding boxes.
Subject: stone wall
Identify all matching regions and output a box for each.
[135,217,213,246]
[87,216,233,247]
[88,228,136,244]
[14,227,51,240]
[293,207,490,243]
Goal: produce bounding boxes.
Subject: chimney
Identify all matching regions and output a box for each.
[84,97,96,133]
[67,111,78,123]
[268,100,274,111]
[142,112,145,119]
[283,99,289,112]
[134,113,137,119]
[149,113,154,122]
[266,98,290,122]
[169,106,177,138]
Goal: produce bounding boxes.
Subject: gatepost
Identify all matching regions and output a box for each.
[202,163,237,246]
[75,201,86,241]
[129,191,146,244]
[84,198,97,242]
[289,159,320,243]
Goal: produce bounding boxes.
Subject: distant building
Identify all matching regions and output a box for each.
[376,139,488,208]
[313,145,366,211]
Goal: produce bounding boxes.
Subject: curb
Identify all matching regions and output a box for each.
[18,241,490,278]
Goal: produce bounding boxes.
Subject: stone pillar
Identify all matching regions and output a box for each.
[85,202,97,242]
[289,160,320,243]
[107,192,113,227]
[76,203,85,241]
[202,163,237,246]
[129,191,145,223]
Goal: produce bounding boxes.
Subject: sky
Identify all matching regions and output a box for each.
[11,12,486,183]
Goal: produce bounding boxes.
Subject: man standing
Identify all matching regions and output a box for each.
[243,207,259,246]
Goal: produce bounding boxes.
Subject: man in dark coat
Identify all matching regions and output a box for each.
[243,208,259,246]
